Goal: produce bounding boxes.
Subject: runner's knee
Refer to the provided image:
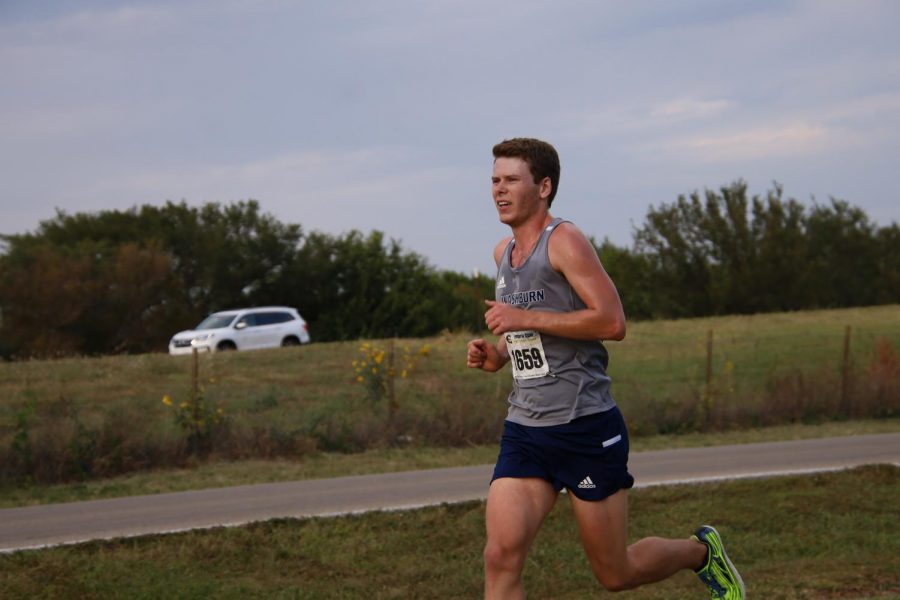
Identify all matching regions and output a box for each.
[483,538,527,575]
[591,569,632,593]
[586,560,635,592]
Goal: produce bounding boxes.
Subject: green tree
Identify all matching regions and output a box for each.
[633,188,716,317]
[633,182,896,317]
[592,238,659,320]
[433,270,496,333]
[800,199,883,308]
[0,201,304,356]
[283,230,453,341]
[746,185,808,311]
[0,240,183,357]
[2,187,894,357]
[0,243,96,356]
[874,224,900,305]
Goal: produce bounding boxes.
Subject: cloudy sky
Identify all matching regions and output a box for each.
[2,0,898,275]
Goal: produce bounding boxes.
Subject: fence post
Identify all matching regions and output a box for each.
[840,325,852,416]
[387,338,397,424]
[191,347,200,422]
[703,329,714,421]
[191,347,199,401]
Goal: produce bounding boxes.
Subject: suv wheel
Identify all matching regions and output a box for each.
[281,336,300,347]
[217,341,237,351]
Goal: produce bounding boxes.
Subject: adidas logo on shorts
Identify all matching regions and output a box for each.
[577,476,596,489]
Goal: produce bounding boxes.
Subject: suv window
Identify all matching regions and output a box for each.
[256,311,295,325]
[235,314,258,328]
[196,314,237,330]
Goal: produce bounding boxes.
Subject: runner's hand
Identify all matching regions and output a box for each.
[467,338,507,372]
[484,300,529,335]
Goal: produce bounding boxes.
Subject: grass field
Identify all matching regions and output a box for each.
[1,305,897,486]
[1,307,897,597]
[2,465,897,599]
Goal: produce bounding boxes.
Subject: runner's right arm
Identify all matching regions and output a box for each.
[466,336,509,372]
[466,237,513,373]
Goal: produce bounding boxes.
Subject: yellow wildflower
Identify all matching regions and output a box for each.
[162,395,173,406]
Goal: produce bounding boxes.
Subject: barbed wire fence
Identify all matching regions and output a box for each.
[611,323,899,435]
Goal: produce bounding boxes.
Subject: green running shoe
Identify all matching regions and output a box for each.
[692,525,745,599]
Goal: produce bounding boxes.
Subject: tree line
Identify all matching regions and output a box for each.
[0,181,896,358]
[602,181,898,319]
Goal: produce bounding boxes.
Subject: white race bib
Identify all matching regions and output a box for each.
[505,330,550,380]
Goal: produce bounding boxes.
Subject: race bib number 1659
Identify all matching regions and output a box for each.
[505,330,550,380]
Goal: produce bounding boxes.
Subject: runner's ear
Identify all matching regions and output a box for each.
[539,177,552,201]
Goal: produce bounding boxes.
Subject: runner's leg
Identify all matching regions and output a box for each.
[484,477,558,600]
[568,489,707,591]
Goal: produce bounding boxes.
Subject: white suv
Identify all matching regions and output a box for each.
[168,306,311,355]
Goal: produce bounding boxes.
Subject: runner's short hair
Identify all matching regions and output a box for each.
[492,138,561,206]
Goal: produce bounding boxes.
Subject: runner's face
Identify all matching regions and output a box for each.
[491,157,549,226]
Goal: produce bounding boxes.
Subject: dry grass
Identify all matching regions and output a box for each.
[1,305,897,485]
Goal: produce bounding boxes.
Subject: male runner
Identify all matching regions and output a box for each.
[466,138,745,599]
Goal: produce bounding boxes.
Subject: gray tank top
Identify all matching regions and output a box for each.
[495,218,616,426]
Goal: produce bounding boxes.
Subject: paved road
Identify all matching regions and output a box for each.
[2,433,898,553]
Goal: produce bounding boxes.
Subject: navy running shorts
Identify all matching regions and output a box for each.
[491,407,635,501]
